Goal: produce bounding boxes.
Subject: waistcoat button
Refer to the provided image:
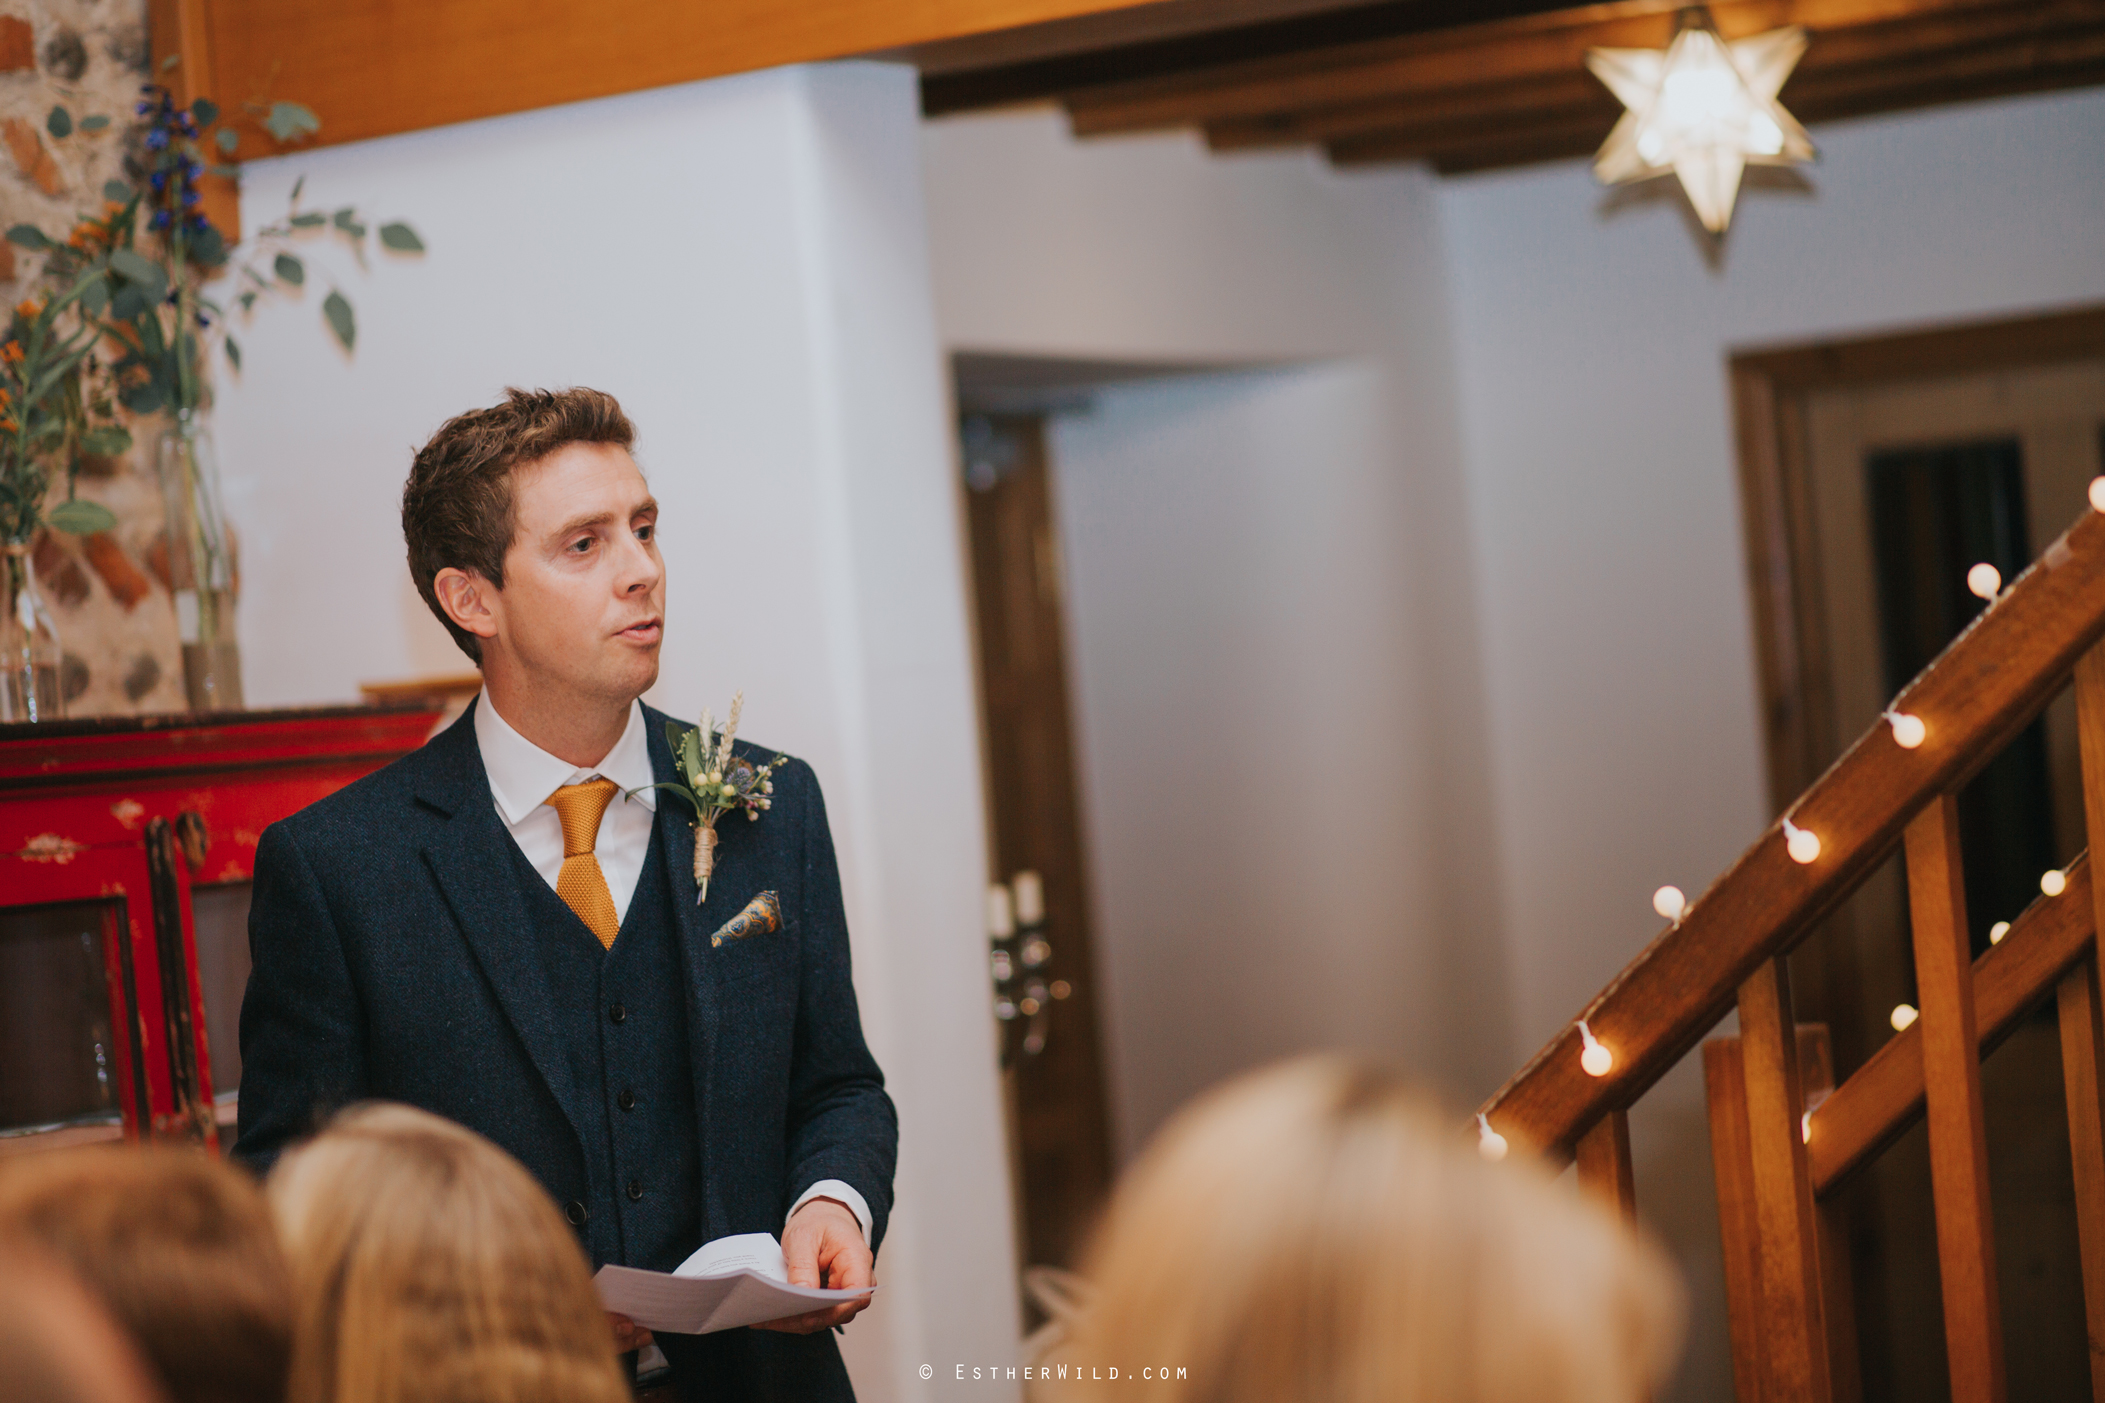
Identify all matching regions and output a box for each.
[565,1200,588,1226]
[609,1003,627,1024]
[618,1089,636,1112]
[626,1179,644,1202]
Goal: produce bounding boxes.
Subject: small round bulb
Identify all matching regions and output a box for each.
[1653,885,1687,921]
[1989,921,2010,946]
[1476,1114,1508,1162]
[1783,818,1821,865]
[1891,1003,1919,1032]
[2043,869,2068,898]
[1801,1111,1812,1144]
[2090,476,2105,514]
[1887,712,1927,749]
[1967,563,2002,600]
[1577,1021,1613,1077]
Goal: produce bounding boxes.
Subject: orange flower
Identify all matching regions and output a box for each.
[0,341,22,366]
[13,299,41,324]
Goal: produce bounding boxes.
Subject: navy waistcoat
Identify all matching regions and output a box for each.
[506,811,703,1271]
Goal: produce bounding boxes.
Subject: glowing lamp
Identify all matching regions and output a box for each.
[1801,1112,1811,1144]
[1891,1003,1919,1032]
[1476,1113,1509,1162]
[1585,10,1813,235]
[1577,1021,1614,1077]
[1653,885,1688,921]
[1886,712,1927,749]
[1783,817,1821,865]
[2043,869,2068,898]
[2091,477,2105,514]
[1967,563,2002,600]
[1989,921,2010,946]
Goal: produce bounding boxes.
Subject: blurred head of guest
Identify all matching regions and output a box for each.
[0,1246,168,1403]
[267,1103,629,1403]
[1057,1056,1683,1403]
[0,1147,291,1403]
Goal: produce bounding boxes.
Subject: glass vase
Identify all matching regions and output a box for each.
[1,540,62,722]
[156,410,243,711]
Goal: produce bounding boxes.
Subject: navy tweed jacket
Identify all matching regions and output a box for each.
[234,699,896,1399]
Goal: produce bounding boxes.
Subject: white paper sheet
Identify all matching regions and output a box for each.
[594,1232,874,1335]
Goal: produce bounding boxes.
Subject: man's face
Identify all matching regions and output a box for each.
[485,442,664,704]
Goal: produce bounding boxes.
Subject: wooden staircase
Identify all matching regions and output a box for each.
[1476,499,2105,1402]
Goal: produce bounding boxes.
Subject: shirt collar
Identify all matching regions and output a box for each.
[473,687,657,827]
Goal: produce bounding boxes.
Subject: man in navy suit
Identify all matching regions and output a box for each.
[235,387,894,1403]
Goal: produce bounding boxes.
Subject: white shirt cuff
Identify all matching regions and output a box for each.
[788,1179,873,1243]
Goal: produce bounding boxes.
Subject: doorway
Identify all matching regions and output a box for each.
[1732,305,2105,1401]
[957,406,1116,1306]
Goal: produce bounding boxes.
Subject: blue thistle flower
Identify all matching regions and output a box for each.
[145,128,168,151]
[150,209,171,230]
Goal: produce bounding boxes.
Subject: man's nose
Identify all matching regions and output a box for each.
[616,532,661,593]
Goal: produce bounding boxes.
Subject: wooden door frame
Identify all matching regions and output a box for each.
[1731,303,2105,816]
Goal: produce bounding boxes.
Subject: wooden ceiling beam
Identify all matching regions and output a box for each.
[1200,2,2103,155]
[1062,0,2028,136]
[1316,19,2105,169]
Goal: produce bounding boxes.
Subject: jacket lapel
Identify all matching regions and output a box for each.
[649,710,730,1228]
[415,701,589,1158]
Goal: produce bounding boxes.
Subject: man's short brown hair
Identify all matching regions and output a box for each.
[402,387,636,663]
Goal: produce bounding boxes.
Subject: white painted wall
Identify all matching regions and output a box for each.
[1436,85,2105,1401]
[215,63,1015,1403]
[922,113,1513,1159]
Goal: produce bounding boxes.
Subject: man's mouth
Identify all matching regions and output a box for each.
[618,618,662,643]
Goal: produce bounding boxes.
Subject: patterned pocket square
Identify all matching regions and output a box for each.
[712,891,781,948]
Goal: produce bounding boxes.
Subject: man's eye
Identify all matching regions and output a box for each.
[569,537,594,553]
[636,523,654,543]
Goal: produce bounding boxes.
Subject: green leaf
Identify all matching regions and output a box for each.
[110,283,147,322]
[190,97,219,128]
[6,224,52,251]
[107,247,169,299]
[80,115,110,133]
[79,277,109,316]
[101,179,131,202]
[207,163,240,179]
[160,52,181,72]
[263,101,321,143]
[46,106,71,139]
[288,211,326,228]
[45,499,117,535]
[289,175,304,203]
[378,222,424,253]
[273,252,305,286]
[224,334,241,371]
[79,426,132,456]
[188,224,226,266]
[119,380,165,414]
[322,289,355,349]
[332,208,366,239]
[215,128,239,155]
[236,290,256,312]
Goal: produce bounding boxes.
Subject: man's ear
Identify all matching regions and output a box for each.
[433,567,500,645]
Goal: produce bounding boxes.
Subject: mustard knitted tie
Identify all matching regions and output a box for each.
[546,778,622,949]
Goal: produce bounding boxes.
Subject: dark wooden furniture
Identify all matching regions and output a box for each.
[0,705,441,1157]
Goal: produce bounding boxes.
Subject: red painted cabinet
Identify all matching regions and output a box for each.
[0,705,440,1156]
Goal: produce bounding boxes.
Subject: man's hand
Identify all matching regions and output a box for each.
[609,1313,654,1353]
[753,1197,874,1333]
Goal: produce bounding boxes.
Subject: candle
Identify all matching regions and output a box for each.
[987,884,1015,942]
[1012,870,1045,926]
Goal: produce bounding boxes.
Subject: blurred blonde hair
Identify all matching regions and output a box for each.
[267,1103,628,1403]
[1052,1056,1683,1403]
[0,1145,289,1403]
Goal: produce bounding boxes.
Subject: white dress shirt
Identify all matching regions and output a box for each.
[472,689,872,1243]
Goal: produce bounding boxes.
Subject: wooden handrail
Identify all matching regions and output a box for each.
[1478,505,2105,1160]
[1808,853,2095,1194]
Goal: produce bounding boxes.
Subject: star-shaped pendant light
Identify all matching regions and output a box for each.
[1587,7,1815,234]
